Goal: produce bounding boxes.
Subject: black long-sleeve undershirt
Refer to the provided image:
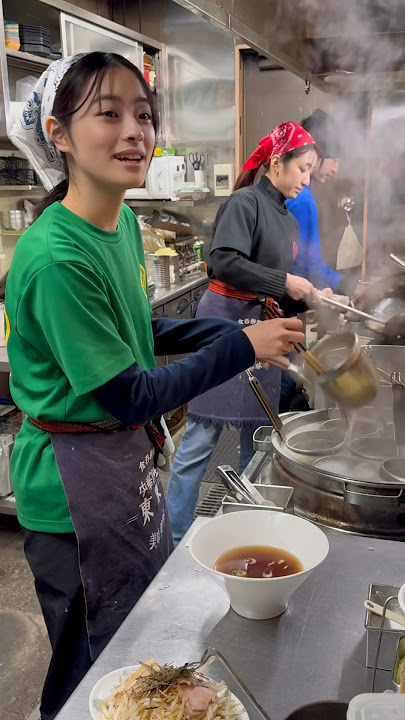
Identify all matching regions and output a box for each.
[93,316,255,424]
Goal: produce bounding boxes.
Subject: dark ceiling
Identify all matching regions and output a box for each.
[176,0,405,89]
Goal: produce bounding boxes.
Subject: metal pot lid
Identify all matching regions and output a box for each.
[313,455,375,480]
[271,409,405,489]
[382,457,405,482]
[350,436,399,460]
[286,428,346,456]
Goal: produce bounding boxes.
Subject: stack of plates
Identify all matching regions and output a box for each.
[19,24,51,57]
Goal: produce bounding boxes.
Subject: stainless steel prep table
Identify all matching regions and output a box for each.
[151,272,208,310]
[55,517,405,720]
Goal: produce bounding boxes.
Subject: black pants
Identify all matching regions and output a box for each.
[24,530,92,720]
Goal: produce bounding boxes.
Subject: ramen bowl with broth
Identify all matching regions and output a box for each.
[189,511,329,620]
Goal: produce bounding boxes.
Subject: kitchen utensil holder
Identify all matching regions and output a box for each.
[371,594,400,692]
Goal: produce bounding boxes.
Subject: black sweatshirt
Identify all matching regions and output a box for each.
[207,176,306,314]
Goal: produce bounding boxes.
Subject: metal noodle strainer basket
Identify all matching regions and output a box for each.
[305,331,379,409]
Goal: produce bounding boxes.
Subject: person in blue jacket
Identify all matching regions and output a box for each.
[281,110,341,412]
[286,109,342,291]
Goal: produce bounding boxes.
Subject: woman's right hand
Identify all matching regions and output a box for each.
[243,317,305,358]
[285,273,316,302]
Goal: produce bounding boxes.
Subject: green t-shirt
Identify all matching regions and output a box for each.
[5,201,155,533]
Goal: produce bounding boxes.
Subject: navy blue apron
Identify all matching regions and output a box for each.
[187,289,281,429]
[50,427,173,660]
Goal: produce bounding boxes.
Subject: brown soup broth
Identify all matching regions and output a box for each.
[214,545,303,579]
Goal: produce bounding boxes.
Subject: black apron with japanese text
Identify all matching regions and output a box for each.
[188,290,281,428]
[50,427,173,660]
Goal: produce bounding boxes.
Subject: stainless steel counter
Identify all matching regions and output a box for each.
[55,517,405,720]
[151,272,208,309]
[0,346,9,373]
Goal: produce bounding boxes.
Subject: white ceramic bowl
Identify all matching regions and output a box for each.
[189,510,329,620]
[398,583,405,615]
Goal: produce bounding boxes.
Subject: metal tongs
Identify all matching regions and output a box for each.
[316,292,386,327]
[199,647,272,720]
[390,253,405,271]
[245,369,286,442]
[215,464,273,506]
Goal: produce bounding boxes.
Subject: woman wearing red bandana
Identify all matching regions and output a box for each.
[167,122,322,543]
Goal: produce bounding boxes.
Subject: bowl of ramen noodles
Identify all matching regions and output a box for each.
[189,510,329,619]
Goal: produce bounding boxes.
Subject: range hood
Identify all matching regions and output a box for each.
[174,0,405,91]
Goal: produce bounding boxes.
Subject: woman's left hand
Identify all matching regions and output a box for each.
[319,287,334,299]
[314,287,340,309]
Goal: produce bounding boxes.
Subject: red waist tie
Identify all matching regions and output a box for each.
[29,418,165,450]
[29,417,140,433]
[208,279,277,317]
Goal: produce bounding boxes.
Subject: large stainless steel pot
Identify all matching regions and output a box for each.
[268,410,405,539]
[271,453,405,539]
[248,346,405,538]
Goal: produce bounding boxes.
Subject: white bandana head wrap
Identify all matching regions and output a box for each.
[9,55,84,191]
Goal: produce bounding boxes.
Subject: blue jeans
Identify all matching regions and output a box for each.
[166,420,255,544]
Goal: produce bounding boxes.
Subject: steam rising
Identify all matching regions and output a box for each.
[290,0,405,275]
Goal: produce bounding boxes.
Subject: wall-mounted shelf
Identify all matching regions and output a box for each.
[126,198,212,208]
[0,185,43,191]
[6,48,53,73]
[0,230,23,236]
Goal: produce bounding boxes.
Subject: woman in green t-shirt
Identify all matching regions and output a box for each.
[5,51,305,719]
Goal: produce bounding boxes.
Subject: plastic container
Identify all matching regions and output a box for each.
[19,43,51,57]
[1,209,25,230]
[347,693,405,720]
[4,22,20,51]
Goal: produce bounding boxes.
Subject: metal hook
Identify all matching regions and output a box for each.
[305,79,311,95]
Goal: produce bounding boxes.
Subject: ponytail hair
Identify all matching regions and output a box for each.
[33,178,68,221]
[233,168,258,191]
